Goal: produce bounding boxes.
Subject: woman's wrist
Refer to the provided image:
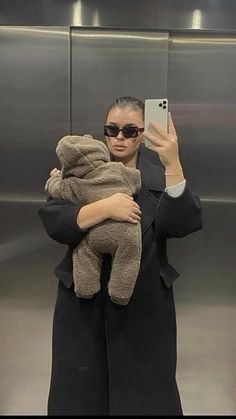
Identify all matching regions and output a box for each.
[164,160,182,174]
[77,199,109,229]
[164,161,185,187]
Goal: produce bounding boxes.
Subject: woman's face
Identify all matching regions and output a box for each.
[105,106,144,164]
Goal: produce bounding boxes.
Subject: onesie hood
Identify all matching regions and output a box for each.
[56,134,111,178]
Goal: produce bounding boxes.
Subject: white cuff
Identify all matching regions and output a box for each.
[165,179,186,198]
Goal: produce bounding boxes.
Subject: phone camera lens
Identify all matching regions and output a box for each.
[163,105,166,109]
[163,100,167,105]
[159,103,162,107]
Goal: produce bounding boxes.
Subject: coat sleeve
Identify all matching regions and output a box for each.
[38,196,88,246]
[156,182,203,238]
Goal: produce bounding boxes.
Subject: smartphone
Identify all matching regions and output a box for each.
[144,98,168,148]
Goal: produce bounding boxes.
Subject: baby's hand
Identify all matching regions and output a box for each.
[50,168,61,177]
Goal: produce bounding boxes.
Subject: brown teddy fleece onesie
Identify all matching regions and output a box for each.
[45,134,142,305]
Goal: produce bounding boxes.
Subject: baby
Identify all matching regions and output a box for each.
[45,134,142,305]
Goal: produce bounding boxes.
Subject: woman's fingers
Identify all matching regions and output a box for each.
[122,194,141,212]
[123,195,141,222]
[104,193,142,223]
[142,112,179,168]
[149,121,168,138]
[128,213,141,223]
[133,204,141,214]
[168,112,177,139]
[128,218,140,224]
[148,113,177,139]
[143,130,166,147]
[130,204,141,222]
[143,113,177,143]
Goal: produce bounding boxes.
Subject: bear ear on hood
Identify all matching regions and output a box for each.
[55,134,111,178]
[56,135,82,167]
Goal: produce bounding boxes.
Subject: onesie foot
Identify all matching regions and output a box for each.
[76,293,95,299]
[110,296,130,305]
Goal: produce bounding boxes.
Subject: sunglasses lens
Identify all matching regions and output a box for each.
[104,125,142,138]
[122,126,138,138]
[104,125,118,137]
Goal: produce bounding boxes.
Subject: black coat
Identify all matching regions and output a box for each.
[38,145,202,416]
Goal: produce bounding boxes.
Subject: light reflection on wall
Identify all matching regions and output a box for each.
[73,0,82,26]
[192,9,202,29]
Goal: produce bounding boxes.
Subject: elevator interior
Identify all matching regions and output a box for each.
[0,1,236,415]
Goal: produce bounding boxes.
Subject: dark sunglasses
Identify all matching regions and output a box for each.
[104,124,144,139]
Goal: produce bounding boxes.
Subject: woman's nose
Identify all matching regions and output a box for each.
[116,130,125,140]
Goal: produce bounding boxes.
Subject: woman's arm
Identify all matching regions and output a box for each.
[156,182,203,238]
[38,193,141,246]
[143,113,202,237]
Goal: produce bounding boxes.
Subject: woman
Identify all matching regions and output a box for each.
[39,96,202,416]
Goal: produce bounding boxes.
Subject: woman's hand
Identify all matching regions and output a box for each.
[104,193,141,224]
[77,193,141,229]
[143,112,181,172]
[50,168,61,177]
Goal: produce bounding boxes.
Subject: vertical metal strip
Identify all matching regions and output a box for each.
[167,31,170,99]
[68,26,72,134]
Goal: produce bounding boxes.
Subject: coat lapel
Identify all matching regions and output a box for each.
[136,145,165,235]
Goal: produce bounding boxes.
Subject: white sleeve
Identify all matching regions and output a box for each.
[165,179,186,198]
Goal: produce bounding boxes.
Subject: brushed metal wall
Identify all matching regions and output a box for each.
[71,28,168,137]
[1,7,236,417]
[0,26,69,415]
[0,26,69,199]
[167,32,236,415]
[1,0,236,30]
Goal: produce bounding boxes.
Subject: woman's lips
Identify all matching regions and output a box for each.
[113,144,127,150]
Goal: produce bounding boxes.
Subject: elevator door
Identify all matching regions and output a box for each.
[167,32,236,415]
[2,26,235,416]
[71,28,168,137]
[0,26,69,415]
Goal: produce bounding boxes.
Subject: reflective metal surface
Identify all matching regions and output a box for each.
[1,0,236,30]
[168,32,236,415]
[0,202,63,415]
[71,28,168,137]
[1,4,236,416]
[168,33,236,201]
[0,26,69,414]
[0,26,69,200]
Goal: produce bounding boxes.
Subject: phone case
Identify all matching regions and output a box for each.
[144,98,168,148]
